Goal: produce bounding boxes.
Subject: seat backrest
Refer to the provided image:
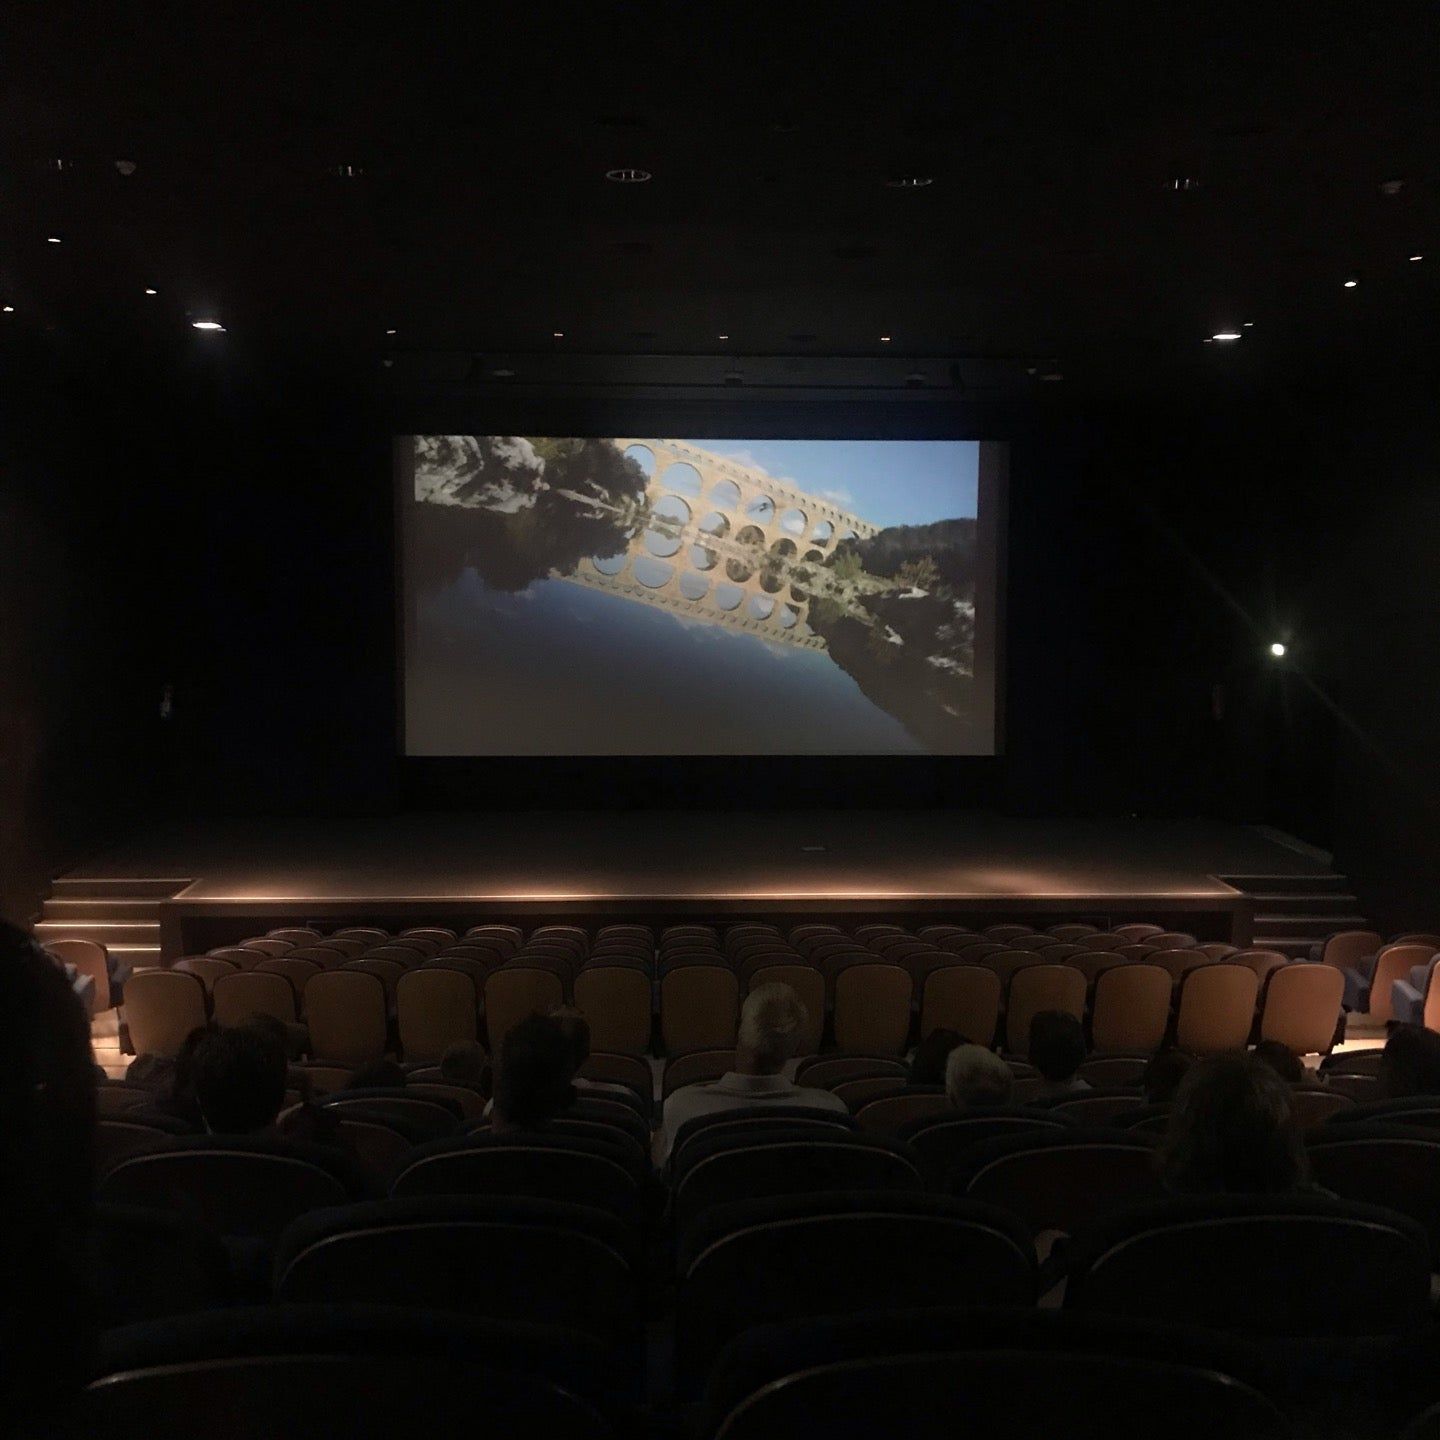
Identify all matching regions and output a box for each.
[1111,924,1165,943]
[742,964,824,1054]
[1259,963,1344,1055]
[212,970,298,1028]
[985,924,1034,942]
[124,970,209,1058]
[241,937,294,956]
[573,963,654,1056]
[676,1193,1036,1391]
[1045,1090,1148,1127]
[1076,1054,1149,1088]
[316,935,370,957]
[1048,923,1100,942]
[830,1074,908,1109]
[1230,949,1290,984]
[256,957,322,1003]
[99,1140,350,1245]
[832,963,913,1055]
[173,956,239,993]
[899,1108,1072,1183]
[395,966,478,1062]
[793,1054,909,1089]
[920,965,1001,1047]
[672,1129,923,1224]
[325,1090,460,1138]
[1004,964,1087,1054]
[483,965,567,1051]
[1065,950,1128,986]
[1066,1192,1431,1335]
[266,927,321,945]
[1318,929,1384,971]
[90,1202,233,1327]
[45,937,112,1010]
[304,970,389,1066]
[1174,963,1259,1054]
[852,1087,954,1132]
[95,1116,193,1178]
[1287,1085,1354,1129]
[283,946,346,970]
[1010,932,1064,953]
[663,1048,737,1097]
[660,964,740,1056]
[1307,1123,1440,1263]
[670,1109,857,1173]
[1367,943,1438,1023]
[1090,964,1173,1053]
[1146,949,1211,987]
[955,1129,1163,1236]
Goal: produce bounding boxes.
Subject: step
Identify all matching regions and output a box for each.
[1221,873,1351,895]
[41,897,165,921]
[1246,893,1360,911]
[1253,913,1369,938]
[1247,935,1326,957]
[50,876,190,899]
[34,919,162,947]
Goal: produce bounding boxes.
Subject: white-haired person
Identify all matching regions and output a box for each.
[655,981,846,1165]
[944,1043,1015,1108]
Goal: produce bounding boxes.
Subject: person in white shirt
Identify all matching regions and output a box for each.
[654,981,847,1166]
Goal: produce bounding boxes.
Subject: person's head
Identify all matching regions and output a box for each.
[944,1044,1014,1108]
[735,982,809,1075]
[493,1014,575,1128]
[1142,1048,1194,1105]
[347,1058,406,1091]
[1160,1053,1308,1195]
[1251,1040,1304,1085]
[439,1040,492,1094]
[1028,1011,1086,1083]
[192,1024,288,1134]
[1380,1025,1440,1099]
[550,1006,592,1077]
[911,1028,963,1086]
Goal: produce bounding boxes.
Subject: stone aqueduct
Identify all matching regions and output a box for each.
[568,439,880,650]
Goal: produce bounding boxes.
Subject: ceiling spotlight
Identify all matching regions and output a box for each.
[552,331,565,338]
[1343,277,1358,288]
[2,305,13,313]
[385,328,396,335]
[1212,331,1242,341]
[491,367,516,378]
[717,333,729,340]
[46,236,61,244]
[1242,321,1254,327]
[114,159,137,177]
[191,319,225,331]
[879,335,892,343]
[144,287,157,295]
[1269,641,1287,658]
[885,176,934,189]
[605,167,652,183]
[1410,255,1424,262]
[1168,176,1201,192]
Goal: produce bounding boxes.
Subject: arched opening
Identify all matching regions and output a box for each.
[779,508,807,538]
[592,552,627,576]
[811,519,835,544]
[658,461,702,498]
[679,572,710,601]
[749,595,776,621]
[744,495,776,526]
[622,443,656,478]
[714,582,744,611]
[632,556,674,589]
[709,479,742,511]
[644,494,691,557]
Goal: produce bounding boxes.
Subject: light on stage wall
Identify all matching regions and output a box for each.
[1269,641,1287,658]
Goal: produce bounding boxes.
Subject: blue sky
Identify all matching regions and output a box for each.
[688,439,978,529]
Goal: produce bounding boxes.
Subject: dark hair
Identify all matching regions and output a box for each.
[1251,1040,1304,1085]
[550,1007,591,1075]
[192,1026,288,1133]
[494,1014,576,1128]
[1380,1025,1440,1099]
[1160,1053,1308,1195]
[911,1028,963,1086]
[1142,1048,1193,1105]
[347,1059,406,1091]
[1028,1010,1086,1083]
[438,1041,492,1094]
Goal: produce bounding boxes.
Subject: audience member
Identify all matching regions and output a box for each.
[347,1058,407,1090]
[491,1013,578,1132]
[1142,1048,1193,1105]
[1028,1011,1090,1097]
[192,1024,288,1134]
[551,1004,641,1103]
[1160,1053,1310,1195]
[1251,1039,1305,1085]
[1,921,98,1425]
[1379,1024,1440,1099]
[910,1028,963,1086]
[656,982,846,1164]
[944,1044,1014,1108]
[438,1040,492,1095]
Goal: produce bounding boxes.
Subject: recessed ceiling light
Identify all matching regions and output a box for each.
[879,335,892,343]
[1212,331,1242,341]
[717,333,729,341]
[605,167,652,183]
[46,236,61,244]
[1168,177,1201,192]
[1343,278,1358,288]
[885,175,934,188]
[2,305,13,313]
[192,319,225,331]
[1242,321,1254,327]
[491,367,516,378]
[144,287,157,295]
[1269,641,1287,658]
[1410,254,1424,262]
[552,331,565,338]
[385,328,396,336]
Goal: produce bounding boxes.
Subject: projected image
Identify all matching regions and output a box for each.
[402,436,995,755]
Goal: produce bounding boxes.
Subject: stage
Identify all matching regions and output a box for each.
[46,812,1339,962]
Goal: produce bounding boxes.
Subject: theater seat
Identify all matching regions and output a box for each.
[676,1191,1036,1392]
[1306,1124,1440,1264]
[899,1108,1072,1186]
[89,1204,233,1327]
[1065,1193,1430,1336]
[75,1305,614,1439]
[123,970,208,1059]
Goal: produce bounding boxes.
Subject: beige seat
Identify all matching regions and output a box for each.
[207,946,260,969]
[173,955,240,994]
[660,964,739,1056]
[124,970,208,1058]
[1230,949,1289,985]
[1067,951,1130,986]
[1114,944,1157,965]
[662,1048,737,1098]
[990,950,1045,989]
[1146,932,1197,951]
[465,924,522,954]
[854,1090,952,1132]
[1111,924,1165,943]
[342,957,406,1004]
[1012,933,1065,953]
[212,970,299,1029]
[833,1074,908,1108]
[388,934,441,958]
[266,928,321,945]
[794,1055,910,1089]
[1316,930,1383,972]
[256,957,322,1007]
[400,926,459,947]
[1196,943,1239,962]
[305,970,389,1066]
[484,965,567,1052]
[314,936,368,959]
[362,945,425,970]
[743,963,824,1055]
[396,967,478,1062]
[985,924,1034,943]
[920,965,1001,1047]
[1090,964,1172,1053]
[1174,963,1259,1055]
[405,1080,488,1121]
[573,963,654,1056]
[1259,964,1344,1055]
[1289,1086,1355,1128]
[284,946,346,970]
[1005,964,1087,1055]
[1049,924,1100,942]
[1147,949,1212,989]
[240,938,295,957]
[333,927,390,944]
[1364,943,1437,1024]
[833,963,914,1056]
[44,938,114,1011]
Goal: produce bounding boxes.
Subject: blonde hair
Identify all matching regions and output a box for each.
[945,1044,1014,1107]
[737,982,809,1071]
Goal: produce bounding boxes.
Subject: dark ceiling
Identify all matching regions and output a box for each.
[1,3,1437,398]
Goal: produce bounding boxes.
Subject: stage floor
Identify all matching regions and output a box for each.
[60,812,1333,957]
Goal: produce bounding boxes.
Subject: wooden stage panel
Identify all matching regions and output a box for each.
[61,812,1332,959]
